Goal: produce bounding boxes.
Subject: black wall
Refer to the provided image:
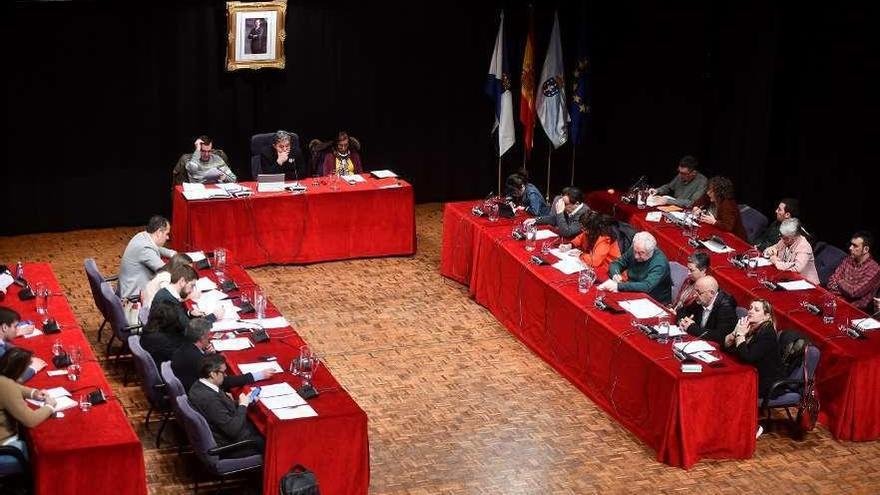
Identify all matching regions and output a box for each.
[4,1,877,247]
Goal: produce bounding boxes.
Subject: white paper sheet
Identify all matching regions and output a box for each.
[27,395,78,412]
[257,182,286,193]
[370,169,398,178]
[618,298,668,319]
[0,273,14,292]
[645,211,663,222]
[257,382,298,398]
[673,340,716,353]
[260,393,308,410]
[240,316,290,329]
[691,351,720,363]
[45,387,71,398]
[534,230,559,241]
[47,369,68,377]
[549,247,581,260]
[699,239,735,254]
[341,174,367,183]
[187,251,207,263]
[195,290,228,313]
[182,187,230,200]
[777,280,816,291]
[654,324,686,337]
[195,277,218,292]
[238,361,284,375]
[22,329,44,339]
[647,195,676,207]
[211,337,253,351]
[182,183,205,192]
[749,257,774,267]
[211,319,263,332]
[851,318,880,330]
[216,183,251,193]
[552,257,586,275]
[272,405,318,420]
[666,211,699,226]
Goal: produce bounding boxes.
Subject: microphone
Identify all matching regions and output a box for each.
[847,308,880,339]
[674,330,710,363]
[801,301,821,316]
[634,322,658,339]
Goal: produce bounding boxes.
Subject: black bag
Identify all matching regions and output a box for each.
[778,329,810,377]
[279,464,319,495]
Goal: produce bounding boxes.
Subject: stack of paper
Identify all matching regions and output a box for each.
[238,361,284,375]
[673,340,715,353]
[182,183,231,200]
[240,316,289,329]
[195,289,229,313]
[552,257,586,275]
[749,257,774,267]
[534,230,558,241]
[645,212,663,222]
[851,318,880,330]
[210,319,264,332]
[370,169,398,179]
[252,383,317,420]
[216,183,251,194]
[0,273,14,292]
[341,174,367,183]
[195,277,218,292]
[619,298,668,319]
[187,251,207,263]
[777,280,815,291]
[211,337,253,351]
[647,195,676,207]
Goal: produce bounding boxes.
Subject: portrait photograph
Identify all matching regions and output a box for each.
[226,1,286,71]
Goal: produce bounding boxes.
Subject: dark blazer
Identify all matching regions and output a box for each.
[694,196,748,241]
[321,150,363,176]
[730,321,784,399]
[151,287,216,332]
[188,380,264,452]
[676,290,738,345]
[535,198,590,238]
[256,148,307,181]
[140,331,186,368]
[171,343,254,392]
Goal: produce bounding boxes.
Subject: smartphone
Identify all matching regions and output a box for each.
[248,386,262,401]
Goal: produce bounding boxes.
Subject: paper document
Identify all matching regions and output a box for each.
[46,387,72,398]
[28,395,78,412]
[341,174,367,183]
[666,211,698,226]
[647,195,675,207]
[272,405,318,420]
[241,316,289,329]
[619,298,668,319]
[182,183,205,192]
[549,248,581,260]
[777,280,815,291]
[260,393,308,410]
[182,188,230,200]
[211,337,253,351]
[552,257,586,275]
[749,257,773,267]
[691,351,720,363]
[257,182,286,193]
[202,168,227,182]
[645,212,663,222]
[700,239,735,254]
[257,382,298,398]
[23,329,44,339]
[238,361,284,375]
[851,318,880,330]
[534,230,558,241]
[195,277,218,292]
[47,369,68,377]
[195,290,228,313]
[654,324,686,337]
[371,169,398,178]
[187,251,207,263]
[0,273,14,292]
[673,340,715,353]
[216,183,250,193]
[211,319,261,332]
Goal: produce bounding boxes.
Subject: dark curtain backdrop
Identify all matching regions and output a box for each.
[3,1,877,247]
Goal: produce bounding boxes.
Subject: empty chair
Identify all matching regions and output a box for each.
[738,204,769,245]
[813,241,847,287]
[173,395,263,493]
[84,258,118,342]
[129,335,171,448]
[669,261,689,302]
[161,361,186,399]
[99,281,143,369]
[761,343,821,436]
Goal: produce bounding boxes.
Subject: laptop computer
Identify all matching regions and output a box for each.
[257,173,285,192]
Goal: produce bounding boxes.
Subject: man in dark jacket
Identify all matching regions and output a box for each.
[676,276,738,345]
[526,186,590,239]
[150,264,223,332]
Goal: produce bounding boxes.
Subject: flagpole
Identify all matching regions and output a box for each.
[545,148,552,201]
[497,156,502,197]
[570,146,576,186]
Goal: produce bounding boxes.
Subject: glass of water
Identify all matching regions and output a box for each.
[656,314,670,344]
[67,363,82,381]
[79,394,92,413]
[823,295,837,325]
[253,288,267,319]
[52,340,64,357]
[35,282,49,316]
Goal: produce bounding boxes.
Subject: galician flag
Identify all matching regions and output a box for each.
[519,6,537,159]
[485,11,515,157]
[536,12,569,149]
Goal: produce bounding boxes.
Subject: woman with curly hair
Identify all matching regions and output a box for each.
[571,212,621,278]
[692,176,747,240]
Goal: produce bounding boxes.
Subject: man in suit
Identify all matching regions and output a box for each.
[172,318,275,391]
[321,130,363,176]
[188,354,264,458]
[150,264,223,333]
[676,276,738,345]
[524,186,590,239]
[118,216,176,299]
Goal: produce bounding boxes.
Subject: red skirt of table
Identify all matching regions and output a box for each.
[440,202,757,468]
[3,263,147,495]
[171,177,416,268]
[586,190,880,441]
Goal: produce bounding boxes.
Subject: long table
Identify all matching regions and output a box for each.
[440,202,758,468]
[171,176,416,267]
[586,190,880,441]
[3,263,147,495]
[200,264,370,495]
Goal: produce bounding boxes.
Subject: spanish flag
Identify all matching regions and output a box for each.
[520,6,537,159]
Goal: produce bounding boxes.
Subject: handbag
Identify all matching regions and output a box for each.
[798,347,819,432]
[279,464,320,495]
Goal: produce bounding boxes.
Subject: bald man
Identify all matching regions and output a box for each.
[675,275,738,345]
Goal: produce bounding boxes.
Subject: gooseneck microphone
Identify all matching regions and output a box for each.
[673,330,710,362]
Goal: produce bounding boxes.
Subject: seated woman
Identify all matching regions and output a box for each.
[692,176,748,241]
[0,348,56,474]
[505,171,549,217]
[723,299,784,437]
[671,251,710,311]
[321,131,363,176]
[141,253,194,309]
[571,212,621,279]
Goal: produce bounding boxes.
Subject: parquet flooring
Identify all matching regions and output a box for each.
[1,203,878,494]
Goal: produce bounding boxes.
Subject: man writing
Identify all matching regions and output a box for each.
[647,155,708,208]
[827,231,880,312]
[675,276,738,345]
[118,216,177,299]
[185,136,236,183]
[0,307,47,382]
[598,232,673,304]
[150,265,223,332]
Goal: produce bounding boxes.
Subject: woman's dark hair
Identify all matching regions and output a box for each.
[505,173,527,199]
[144,300,184,335]
[687,251,711,272]
[708,176,735,201]
[0,347,34,380]
[580,211,616,248]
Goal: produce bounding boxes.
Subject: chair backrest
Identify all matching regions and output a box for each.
[735,306,748,319]
[128,335,165,406]
[813,241,847,286]
[161,361,186,398]
[803,344,821,382]
[100,281,132,340]
[250,131,301,179]
[138,305,151,326]
[84,258,110,320]
[669,261,689,301]
[308,136,362,176]
[174,395,219,467]
[172,154,190,186]
[738,204,769,244]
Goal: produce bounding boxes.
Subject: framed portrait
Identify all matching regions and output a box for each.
[226,1,287,71]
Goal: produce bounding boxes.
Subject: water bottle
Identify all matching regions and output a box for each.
[15,261,24,280]
[636,189,646,209]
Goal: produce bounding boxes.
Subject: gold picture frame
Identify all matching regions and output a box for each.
[226,1,287,71]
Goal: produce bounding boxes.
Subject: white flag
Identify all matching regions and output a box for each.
[536,12,570,149]
[486,12,515,156]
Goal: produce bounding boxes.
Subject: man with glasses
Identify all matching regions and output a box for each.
[188,354,264,458]
[827,231,880,312]
[647,155,708,208]
[675,276,738,345]
[763,218,819,285]
[256,130,306,180]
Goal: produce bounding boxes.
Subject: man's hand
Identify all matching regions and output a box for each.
[213,306,226,320]
[30,357,47,373]
[648,188,658,196]
[276,150,290,165]
[522,218,536,227]
[679,316,694,331]
[32,388,50,401]
[44,396,57,409]
[764,246,778,257]
[238,392,252,407]
[612,274,624,283]
[554,197,566,214]
[194,138,203,153]
[699,211,717,225]
[597,280,618,292]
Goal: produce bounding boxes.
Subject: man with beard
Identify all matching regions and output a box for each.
[150,265,223,332]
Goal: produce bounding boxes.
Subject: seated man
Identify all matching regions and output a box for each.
[827,231,880,312]
[321,131,363,176]
[151,265,223,332]
[140,300,188,367]
[647,155,708,208]
[172,318,275,391]
[184,136,236,183]
[506,172,549,216]
[256,130,307,180]
[763,218,819,285]
[753,198,799,252]
[525,186,589,238]
[675,276,737,345]
[188,354,264,459]
[598,231,673,304]
[0,307,47,382]
[118,215,176,299]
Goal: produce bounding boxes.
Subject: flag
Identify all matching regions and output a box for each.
[569,14,591,146]
[520,6,537,159]
[536,12,569,149]
[485,11,515,157]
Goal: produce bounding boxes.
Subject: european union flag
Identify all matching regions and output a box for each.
[569,23,591,147]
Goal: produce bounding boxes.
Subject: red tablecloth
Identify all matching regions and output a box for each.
[202,265,370,495]
[171,176,416,267]
[586,190,880,441]
[2,263,147,495]
[440,202,757,468]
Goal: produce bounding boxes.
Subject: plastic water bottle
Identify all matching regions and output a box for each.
[15,261,24,279]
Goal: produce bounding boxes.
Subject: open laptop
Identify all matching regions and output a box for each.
[257,173,286,192]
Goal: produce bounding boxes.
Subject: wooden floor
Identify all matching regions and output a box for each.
[2,203,879,494]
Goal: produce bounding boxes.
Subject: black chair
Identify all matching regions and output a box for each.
[172,150,232,186]
[813,241,847,286]
[738,204,769,245]
[0,444,29,478]
[249,131,303,180]
[84,258,118,342]
[129,335,171,448]
[761,344,821,436]
[173,395,263,493]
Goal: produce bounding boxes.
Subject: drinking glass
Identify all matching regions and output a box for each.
[291,345,312,376]
[636,189,647,209]
[745,248,760,278]
[213,247,227,277]
[69,346,83,365]
[67,363,82,381]
[656,314,670,344]
[578,267,596,294]
[488,203,499,222]
[79,394,92,413]
[524,223,537,252]
[253,288,267,319]
[300,354,321,387]
[35,282,48,316]
[823,295,837,325]
[52,340,64,357]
